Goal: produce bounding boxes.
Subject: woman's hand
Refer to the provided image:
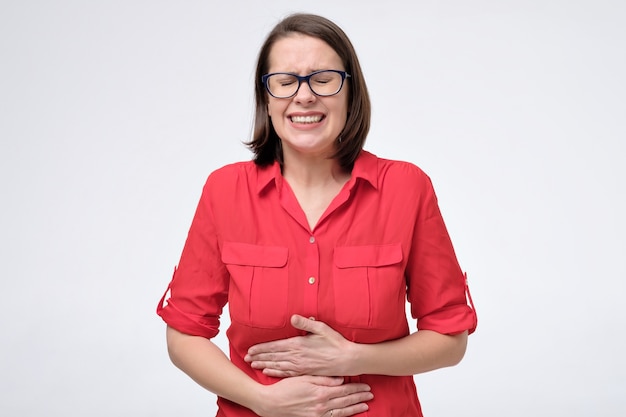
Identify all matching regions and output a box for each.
[253,375,372,417]
[245,315,354,377]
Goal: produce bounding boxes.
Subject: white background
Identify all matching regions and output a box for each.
[1,1,625,416]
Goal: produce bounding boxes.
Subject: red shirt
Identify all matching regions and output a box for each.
[157,150,477,417]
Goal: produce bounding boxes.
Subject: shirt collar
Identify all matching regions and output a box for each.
[350,150,379,190]
[255,150,379,194]
[256,161,282,194]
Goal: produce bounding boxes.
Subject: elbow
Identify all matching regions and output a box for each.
[165,325,187,369]
[447,331,468,367]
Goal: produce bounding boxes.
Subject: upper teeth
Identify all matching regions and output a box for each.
[291,115,322,123]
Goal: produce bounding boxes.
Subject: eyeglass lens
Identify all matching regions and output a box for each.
[267,71,344,98]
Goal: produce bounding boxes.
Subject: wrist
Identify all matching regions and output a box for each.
[247,382,272,417]
[342,339,364,376]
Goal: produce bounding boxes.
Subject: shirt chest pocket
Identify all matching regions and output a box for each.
[333,244,405,329]
[221,242,289,328]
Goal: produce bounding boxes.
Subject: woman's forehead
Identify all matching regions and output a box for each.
[267,34,343,74]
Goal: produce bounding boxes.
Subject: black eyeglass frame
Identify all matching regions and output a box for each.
[261,69,351,99]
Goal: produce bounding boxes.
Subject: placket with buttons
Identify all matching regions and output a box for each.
[303,234,320,320]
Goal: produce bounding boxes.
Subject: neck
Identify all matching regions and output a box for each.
[282,153,347,188]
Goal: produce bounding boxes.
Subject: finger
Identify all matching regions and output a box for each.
[249,359,278,370]
[306,375,344,387]
[249,358,293,372]
[246,339,291,357]
[326,385,373,417]
[246,345,300,365]
[327,402,370,417]
[290,314,325,334]
[245,350,283,363]
[333,382,372,398]
[261,367,299,378]
[333,390,374,406]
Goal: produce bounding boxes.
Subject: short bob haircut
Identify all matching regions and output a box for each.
[247,13,371,170]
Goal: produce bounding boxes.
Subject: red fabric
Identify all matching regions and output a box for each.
[157,150,477,416]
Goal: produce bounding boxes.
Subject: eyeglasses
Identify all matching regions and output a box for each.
[262,70,351,99]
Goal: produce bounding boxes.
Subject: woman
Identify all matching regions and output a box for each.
[157,13,477,417]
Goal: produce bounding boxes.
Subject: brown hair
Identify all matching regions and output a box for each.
[247,13,371,170]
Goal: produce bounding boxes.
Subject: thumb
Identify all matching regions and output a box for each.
[290,314,321,333]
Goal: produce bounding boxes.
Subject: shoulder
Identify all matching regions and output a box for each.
[195,161,262,201]
[210,160,256,177]
[362,151,433,189]
[204,160,257,187]
[364,152,442,219]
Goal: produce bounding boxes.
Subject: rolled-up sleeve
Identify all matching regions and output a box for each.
[156,175,229,339]
[407,177,477,335]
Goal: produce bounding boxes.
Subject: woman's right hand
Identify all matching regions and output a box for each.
[252,375,373,417]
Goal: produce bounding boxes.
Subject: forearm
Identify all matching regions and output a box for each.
[245,316,469,379]
[166,326,263,412]
[346,330,468,376]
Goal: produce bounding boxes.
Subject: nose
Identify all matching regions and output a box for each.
[293,79,316,104]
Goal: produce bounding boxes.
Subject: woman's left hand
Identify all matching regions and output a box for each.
[244,314,353,378]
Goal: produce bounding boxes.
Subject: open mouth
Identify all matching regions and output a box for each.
[290,115,324,124]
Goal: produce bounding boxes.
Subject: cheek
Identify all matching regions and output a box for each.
[337,95,349,122]
[267,99,282,119]
[336,103,349,125]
